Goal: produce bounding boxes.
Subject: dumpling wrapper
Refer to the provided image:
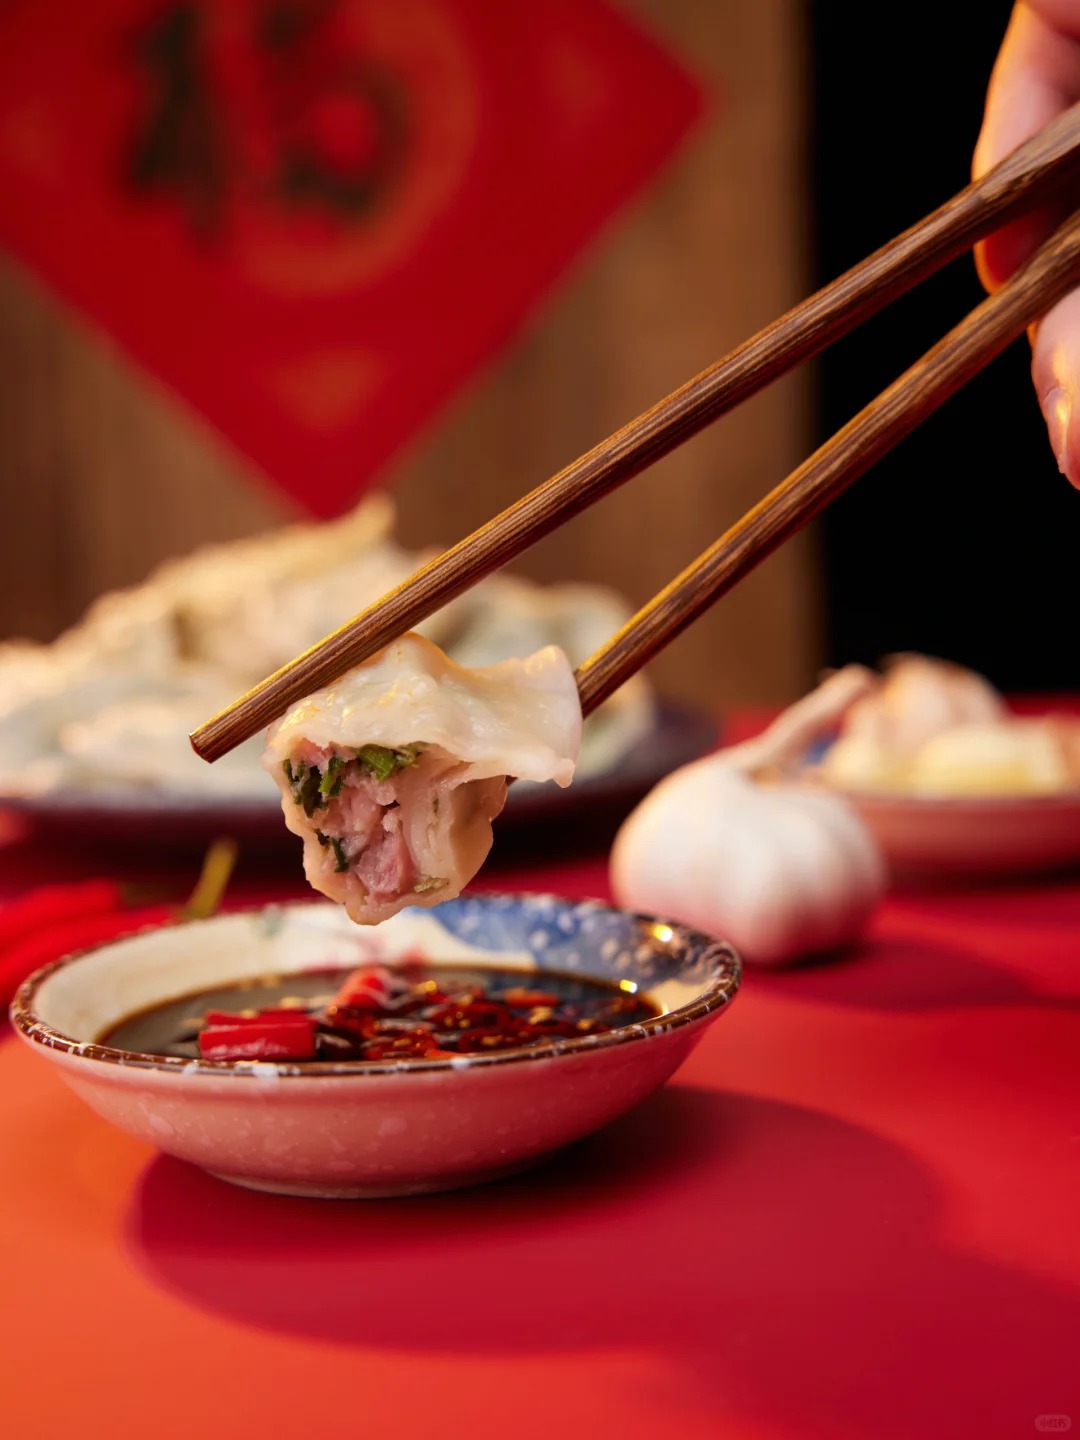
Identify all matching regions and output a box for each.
[263,634,582,924]
[445,574,655,777]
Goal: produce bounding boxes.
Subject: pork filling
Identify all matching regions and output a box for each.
[283,745,444,901]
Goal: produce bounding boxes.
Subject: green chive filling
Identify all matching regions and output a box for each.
[314,828,349,873]
[286,745,421,809]
[357,743,421,782]
[283,759,327,816]
[319,754,346,797]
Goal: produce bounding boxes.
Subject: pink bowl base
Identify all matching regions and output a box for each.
[51,1023,704,1198]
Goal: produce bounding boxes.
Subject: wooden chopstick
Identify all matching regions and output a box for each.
[577,208,1080,716]
[191,106,1080,763]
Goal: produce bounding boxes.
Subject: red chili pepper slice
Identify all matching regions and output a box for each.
[322,1008,380,1040]
[362,1024,444,1060]
[426,1000,510,1031]
[499,988,562,1008]
[198,1016,317,1062]
[363,1039,436,1061]
[332,966,394,1010]
[455,1027,534,1053]
[371,1021,436,1040]
[391,984,449,1016]
[201,1007,311,1026]
[519,1020,580,1038]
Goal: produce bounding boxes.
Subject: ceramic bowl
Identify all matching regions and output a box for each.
[841,788,1080,881]
[11,895,740,1199]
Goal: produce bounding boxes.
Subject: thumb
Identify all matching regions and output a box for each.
[1031,288,1080,487]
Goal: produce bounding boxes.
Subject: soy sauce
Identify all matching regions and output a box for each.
[101,964,660,1063]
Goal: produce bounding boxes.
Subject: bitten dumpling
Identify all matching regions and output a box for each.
[263,634,582,924]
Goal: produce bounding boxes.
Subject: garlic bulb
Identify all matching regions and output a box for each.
[610,668,887,967]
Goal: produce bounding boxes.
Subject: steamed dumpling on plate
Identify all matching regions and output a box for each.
[905,719,1080,796]
[817,654,1080,797]
[820,655,1008,792]
[0,493,653,805]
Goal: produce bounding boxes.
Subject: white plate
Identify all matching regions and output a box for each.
[0,702,717,856]
[837,786,1080,881]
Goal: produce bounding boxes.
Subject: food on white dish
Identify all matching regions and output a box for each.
[818,654,1080,796]
[264,634,582,924]
[903,718,1080,796]
[0,494,652,803]
[611,667,887,966]
[60,694,269,797]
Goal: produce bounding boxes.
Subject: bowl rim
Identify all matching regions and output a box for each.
[10,894,741,1080]
[828,784,1080,812]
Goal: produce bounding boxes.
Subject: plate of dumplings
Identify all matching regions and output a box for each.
[0,494,714,851]
[805,654,1080,879]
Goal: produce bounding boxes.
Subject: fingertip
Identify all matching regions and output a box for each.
[975,217,1038,292]
[971,111,1000,183]
[1040,384,1073,476]
[1061,406,1080,490]
[976,202,1073,293]
[1032,293,1080,487]
[975,237,1006,293]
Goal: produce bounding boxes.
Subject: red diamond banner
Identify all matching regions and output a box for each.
[0,0,703,515]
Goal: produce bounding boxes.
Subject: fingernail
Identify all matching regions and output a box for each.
[1041,385,1073,479]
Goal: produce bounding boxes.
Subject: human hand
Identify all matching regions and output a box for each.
[974,0,1080,487]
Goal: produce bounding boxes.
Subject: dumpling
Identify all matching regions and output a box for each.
[442,573,656,779]
[905,718,1080,796]
[60,692,268,797]
[263,634,582,924]
[821,654,1007,791]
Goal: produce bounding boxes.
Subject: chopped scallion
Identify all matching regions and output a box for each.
[319,754,346,797]
[357,743,421,782]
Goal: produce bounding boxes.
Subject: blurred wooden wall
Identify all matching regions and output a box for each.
[0,0,817,708]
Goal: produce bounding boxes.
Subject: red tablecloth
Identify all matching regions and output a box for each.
[1,745,1078,1439]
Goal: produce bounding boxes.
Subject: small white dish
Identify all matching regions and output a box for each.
[11,895,740,1199]
[837,787,1080,881]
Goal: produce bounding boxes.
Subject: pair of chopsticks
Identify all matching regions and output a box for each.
[192,104,1080,764]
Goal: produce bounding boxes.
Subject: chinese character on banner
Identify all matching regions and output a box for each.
[0,1,704,516]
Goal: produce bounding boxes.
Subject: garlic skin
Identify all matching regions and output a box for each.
[611,668,887,967]
[612,763,886,966]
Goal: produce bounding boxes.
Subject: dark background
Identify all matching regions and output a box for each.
[810,1,1078,691]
